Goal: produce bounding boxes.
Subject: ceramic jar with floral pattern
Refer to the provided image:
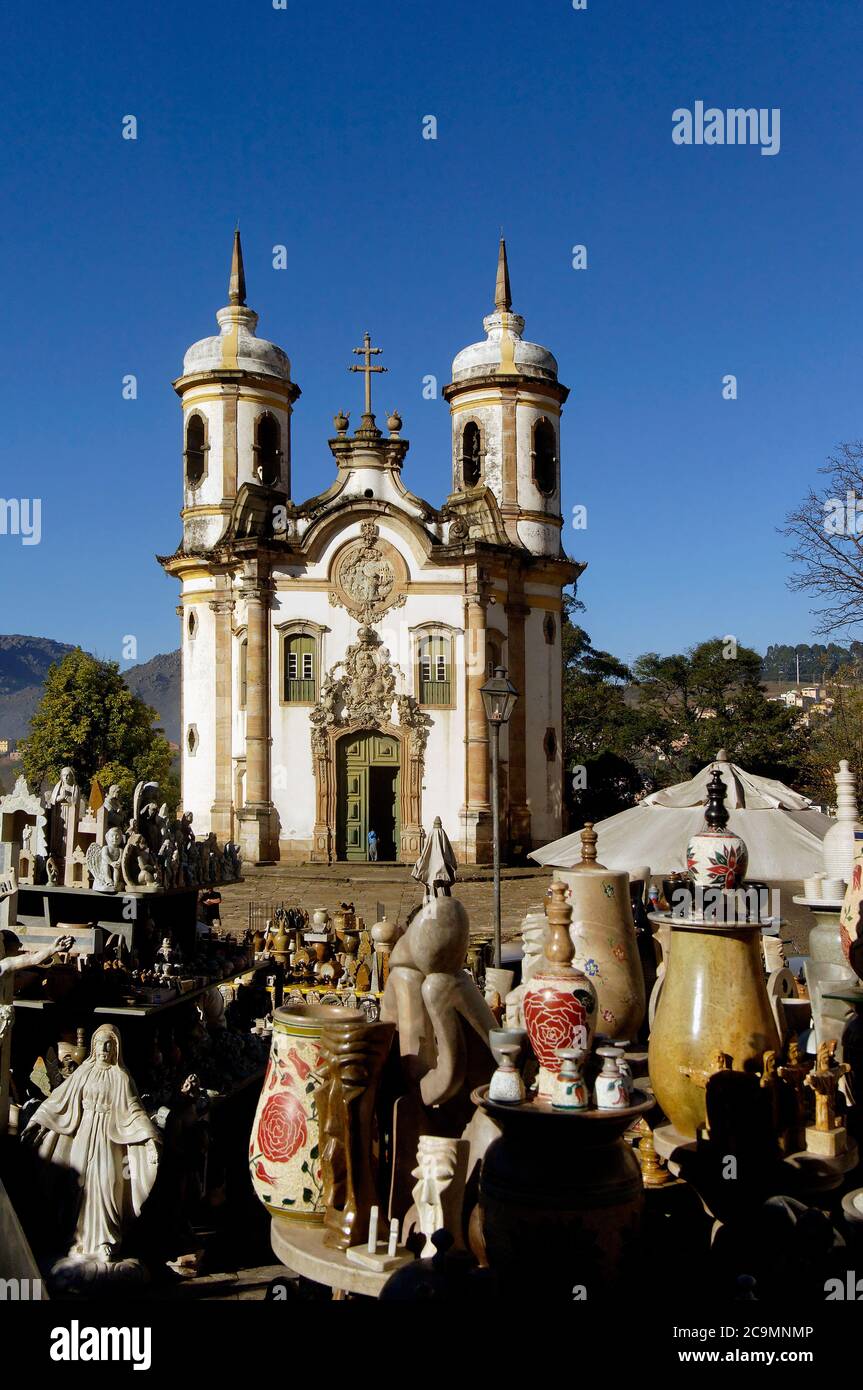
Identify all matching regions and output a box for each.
[249,1003,363,1222]
[524,882,597,1098]
[685,769,748,891]
[551,828,646,1043]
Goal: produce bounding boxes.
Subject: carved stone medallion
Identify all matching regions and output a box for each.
[330,521,408,622]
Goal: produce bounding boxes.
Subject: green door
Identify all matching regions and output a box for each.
[337,732,400,861]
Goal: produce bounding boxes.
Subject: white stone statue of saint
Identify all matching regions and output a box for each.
[24,1024,159,1263]
[49,766,79,806]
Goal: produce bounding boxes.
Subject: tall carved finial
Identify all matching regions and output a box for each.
[494,236,512,312]
[545,880,575,968]
[580,823,598,865]
[228,227,246,307]
[703,769,730,831]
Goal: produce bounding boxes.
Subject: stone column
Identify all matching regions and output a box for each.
[505,596,531,854]
[462,584,492,863]
[209,596,235,839]
[237,575,275,863]
[499,391,522,545]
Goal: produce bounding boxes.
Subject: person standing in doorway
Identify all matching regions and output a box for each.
[367,828,378,862]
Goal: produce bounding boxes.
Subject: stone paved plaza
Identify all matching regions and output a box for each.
[216,863,549,945]
[214,864,815,957]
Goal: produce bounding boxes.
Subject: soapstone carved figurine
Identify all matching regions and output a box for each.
[223,841,242,881]
[187,840,202,886]
[132,780,160,841]
[402,1135,467,1256]
[760,1049,798,1151]
[49,766,79,806]
[805,1040,849,1134]
[318,1015,396,1251]
[86,827,125,893]
[122,832,159,890]
[103,785,125,828]
[157,834,179,890]
[1,929,75,1132]
[24,1023,159,1263]
[505,908,547,1028]
[1,932,75,994]
[382,819,496,1106]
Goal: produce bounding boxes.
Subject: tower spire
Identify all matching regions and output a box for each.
[494,235,512,312]
[228,227,246,307]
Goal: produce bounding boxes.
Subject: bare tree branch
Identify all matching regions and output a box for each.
[782,441,863,635]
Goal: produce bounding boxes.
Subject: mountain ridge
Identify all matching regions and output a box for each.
[0,636,181,744]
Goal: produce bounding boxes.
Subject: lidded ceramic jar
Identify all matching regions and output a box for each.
[685,768,748,890]
[523,881,597,1098]
[249,1003,363,1222]
[551,824,646,1042]
[648,805,779,1139]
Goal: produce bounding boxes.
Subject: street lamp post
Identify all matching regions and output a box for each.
[479,666,519,970]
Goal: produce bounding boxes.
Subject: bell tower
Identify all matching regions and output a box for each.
[443,238,569,556]
[173,230,300,554]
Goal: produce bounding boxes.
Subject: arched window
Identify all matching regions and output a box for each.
[460,421,482,488]
[185,414,207,486]
[543,613,556,645]
[284,633,315,703]
[532,418,557,496]
[187,609,197,640]
[418,634,453,706]
[254,413,281,487]
[238,638,248,710]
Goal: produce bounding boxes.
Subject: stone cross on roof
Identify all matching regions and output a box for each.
[350,331,387,425]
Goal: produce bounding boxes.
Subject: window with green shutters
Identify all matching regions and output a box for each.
[418,634,452,706]
[284,633,316,702]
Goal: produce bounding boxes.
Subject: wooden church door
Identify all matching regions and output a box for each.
[336,732,400,861]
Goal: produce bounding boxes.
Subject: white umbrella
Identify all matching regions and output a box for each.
[531,752,833,878]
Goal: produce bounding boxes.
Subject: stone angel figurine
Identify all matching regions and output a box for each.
[86,827,125,893]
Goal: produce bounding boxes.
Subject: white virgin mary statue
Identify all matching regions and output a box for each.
[24,1024,159,1262]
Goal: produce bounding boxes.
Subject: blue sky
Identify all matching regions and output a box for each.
[1,0,861,669]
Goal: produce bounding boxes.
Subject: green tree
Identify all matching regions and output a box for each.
[19,648,177,807]
[632,638,809,786]
[803,663,863,810]
[561,596,647,821]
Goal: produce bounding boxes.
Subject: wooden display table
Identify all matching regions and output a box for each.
[270,1218,414,1299]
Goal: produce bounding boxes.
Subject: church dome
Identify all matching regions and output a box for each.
[450,239,558,384]
[182,306,292,380]
[180,231,292,382]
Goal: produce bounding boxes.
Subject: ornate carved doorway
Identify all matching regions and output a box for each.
[336,732,400,861]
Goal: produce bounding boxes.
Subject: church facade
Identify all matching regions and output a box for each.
[159,234,583,865]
